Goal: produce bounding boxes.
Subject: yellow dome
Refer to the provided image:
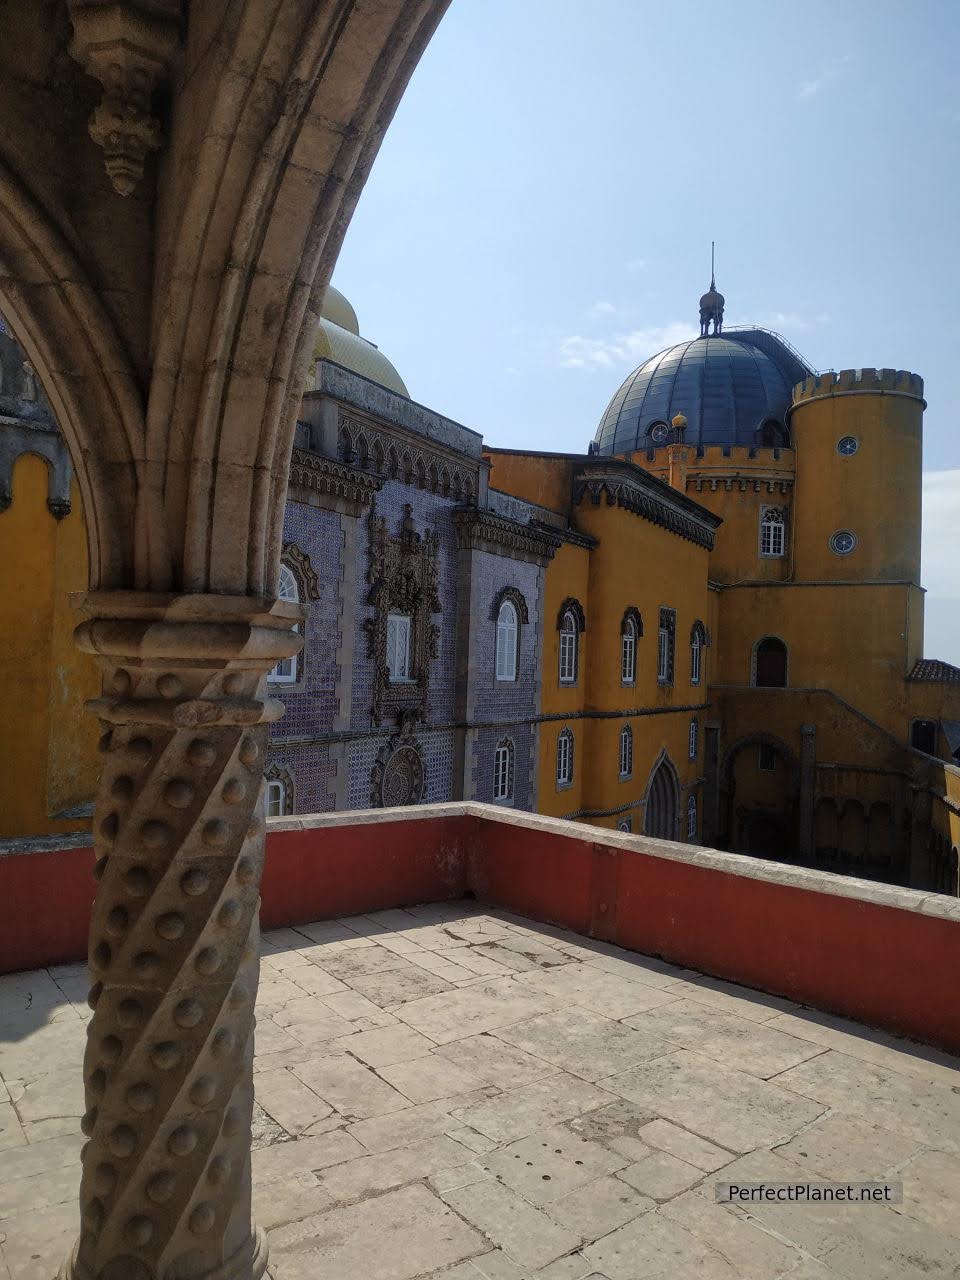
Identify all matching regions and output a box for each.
[320,285,360,336]
[311,285,408,398]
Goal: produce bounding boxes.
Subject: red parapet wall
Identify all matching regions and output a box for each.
[2,807,958,1056]
[476,815,960,1055]
[260,814,471,930]
[0,845,96,974]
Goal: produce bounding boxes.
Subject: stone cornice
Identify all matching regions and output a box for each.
[453,508,561,565]
[288,447,383,516]
[690,473,794,496]
[573,461,721,551]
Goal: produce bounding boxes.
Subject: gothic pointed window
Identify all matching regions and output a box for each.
[689,717,699,760]
[657,607,676,686]
[687,794,698,840]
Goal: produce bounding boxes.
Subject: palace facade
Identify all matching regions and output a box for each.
[1,281,958,890]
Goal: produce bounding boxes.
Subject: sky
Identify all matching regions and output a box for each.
[334,0,960,662]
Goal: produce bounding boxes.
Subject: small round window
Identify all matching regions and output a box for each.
[837,436,859,457]
[830,530,858,556]
[649,421,669,443]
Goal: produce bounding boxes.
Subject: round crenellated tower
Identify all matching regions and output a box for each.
[789,368,925,584]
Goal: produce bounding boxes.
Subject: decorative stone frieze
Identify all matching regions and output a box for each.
[67,1,181,196]
[574,468,719,550]
[64,591,301,1280]
[691,474,794,496]
[364,504,441,727]
[338,412,479,503]
[288,448,383,517]
[452,509,560,565]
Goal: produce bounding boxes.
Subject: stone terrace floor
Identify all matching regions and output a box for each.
[2,903,960,1280]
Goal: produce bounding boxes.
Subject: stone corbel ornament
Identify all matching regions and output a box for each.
[67,1,181,195]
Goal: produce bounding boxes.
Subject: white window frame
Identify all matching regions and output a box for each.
[265,778,286,819]
[269,563,300,684]
[759,507,786,559]
[493,739,514,803]
[495,600,519,682]
[657,624,669,683]
[556,729,573,788]
[559,610,578,685]
[386,612,413,683]
[691,631,702,685]
[686,794,697,840]
[619,724,633,780]
[689,718,698,760]
[621,618,637,685]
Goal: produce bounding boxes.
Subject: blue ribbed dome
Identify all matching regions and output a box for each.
[593,328,813,453]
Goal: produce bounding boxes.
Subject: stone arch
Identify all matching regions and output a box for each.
[490,585,530,626]
[621,606,643,637]
[642,749,680,840]
[0,162,142,586]
[752,634,788,687]
[839,798,868,863]
[557,597,586,633]
[815,796,840,859]
[263,763,295,816]
[720,733,799,857]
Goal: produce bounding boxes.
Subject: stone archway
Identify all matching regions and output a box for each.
[720,733,800,860]
[0,5,450,1278]
[643,750,680,840]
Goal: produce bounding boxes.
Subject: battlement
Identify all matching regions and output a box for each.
[629,443,795,469]
[792,368,924,406]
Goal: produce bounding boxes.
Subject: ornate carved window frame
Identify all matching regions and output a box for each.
[370,725,427,808]
[263,764,295,817]
[492,586,528,684]
[364,503,441,727]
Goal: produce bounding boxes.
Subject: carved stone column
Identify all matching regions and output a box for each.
[63,592,300,1280]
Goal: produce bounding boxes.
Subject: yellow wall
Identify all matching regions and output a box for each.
[536,485,711,837]
[790,381,923,585]
[713,582,916,739]
[630,445,796,585]
[0,455,98,837]
[484,451,574,515]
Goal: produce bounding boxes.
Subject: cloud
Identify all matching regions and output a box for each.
[762,311,832,333]
[589,301,616,315]
[798,54,854,100]
[559,322,699,370]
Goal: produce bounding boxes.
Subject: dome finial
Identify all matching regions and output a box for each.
[699,240,724,337]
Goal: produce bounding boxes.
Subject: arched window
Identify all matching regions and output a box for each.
[495,600,519,682]
[493,738,514,802]
[619,724,633,779]
[753,636,788,688]
[688,718,699,760]
[620,609,641,685]
[690,621,707,686]
[269,563,300,683]
[644,754,679,840]
[559,610,579,684]
[265,778,287,818]
[687,794,698,840]
[757,420,789,449]
[617,818,632,833]
[910,719,938,755]
[759,507,786,559]
[556,728,574,787]
[264,765,294,817]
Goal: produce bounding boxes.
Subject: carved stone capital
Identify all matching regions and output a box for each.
[67,2,181,195]
[63,593,296,1280]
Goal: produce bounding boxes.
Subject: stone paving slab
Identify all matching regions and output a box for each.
[2,901,960,1280]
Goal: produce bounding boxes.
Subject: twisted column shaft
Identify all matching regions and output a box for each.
[62,593,300,1280]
